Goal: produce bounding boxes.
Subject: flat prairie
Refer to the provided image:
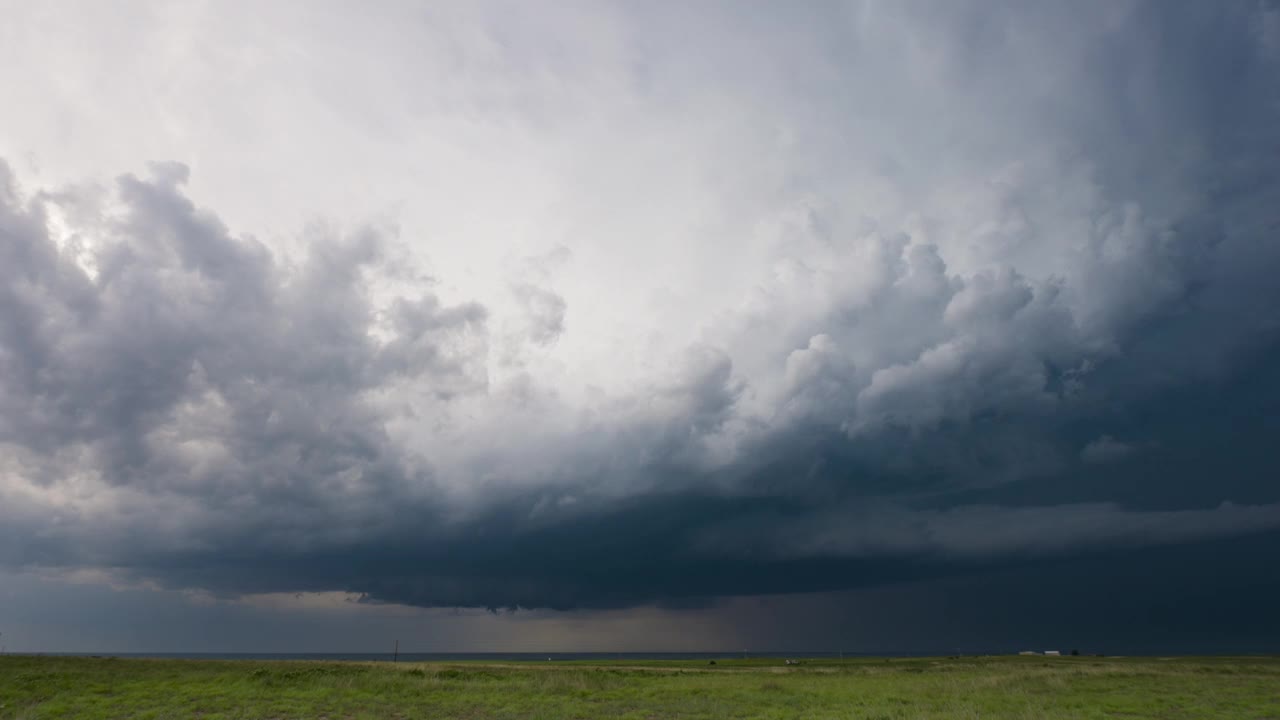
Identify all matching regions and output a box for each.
[2,653,1278,719]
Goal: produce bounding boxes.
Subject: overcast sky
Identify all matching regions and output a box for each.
[2,0,1280,654]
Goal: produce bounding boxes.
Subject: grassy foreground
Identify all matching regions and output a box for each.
[2,654,1278,719]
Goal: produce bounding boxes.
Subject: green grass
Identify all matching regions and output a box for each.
[2,654,1278,719]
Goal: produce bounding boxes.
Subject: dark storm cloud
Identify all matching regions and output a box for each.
[0,161,485,565]
[2,0,1280,617]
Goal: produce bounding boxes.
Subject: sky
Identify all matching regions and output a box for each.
[1,0,1279,654]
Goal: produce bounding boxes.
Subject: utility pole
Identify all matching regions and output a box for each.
[393,639,399,663]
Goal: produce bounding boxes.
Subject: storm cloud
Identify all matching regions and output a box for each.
[2,0,1279,628]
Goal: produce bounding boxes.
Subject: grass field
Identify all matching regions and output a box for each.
[2,653,1278,719]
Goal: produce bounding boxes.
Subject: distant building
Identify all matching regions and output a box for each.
[1019,651,1038,655]
[1044,650,1061,656]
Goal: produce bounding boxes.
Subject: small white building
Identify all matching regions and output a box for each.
[1044,650,1061,656]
